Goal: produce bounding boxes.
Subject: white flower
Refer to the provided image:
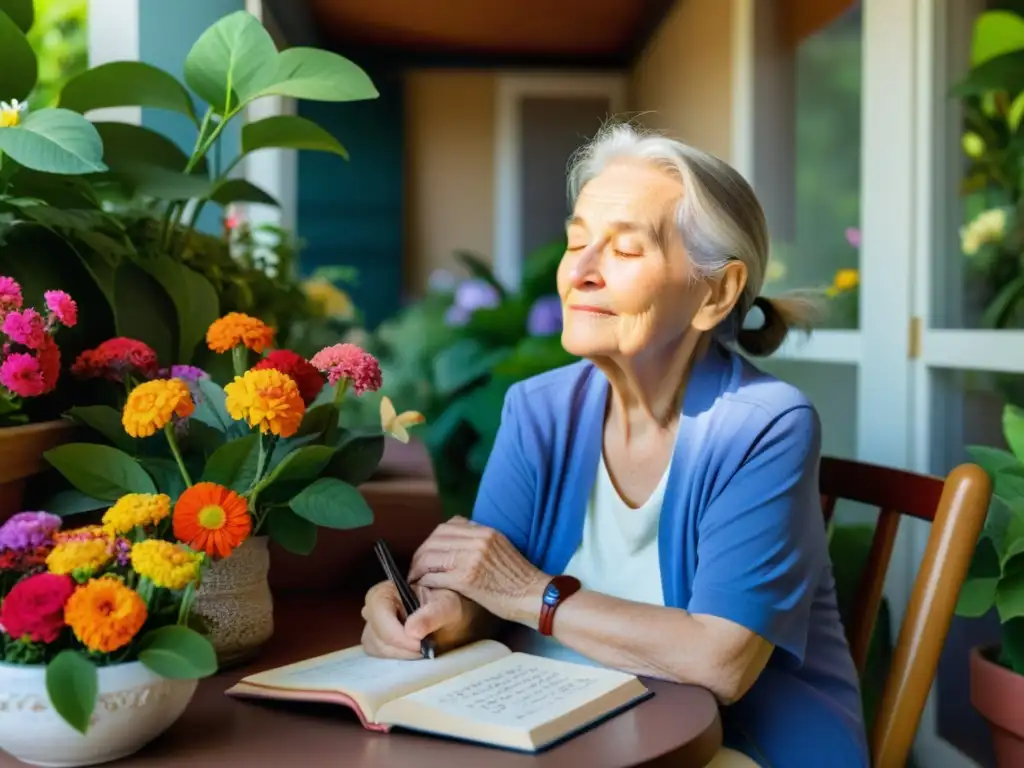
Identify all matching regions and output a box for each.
[960,208,1008,256]
[0,99,27,128]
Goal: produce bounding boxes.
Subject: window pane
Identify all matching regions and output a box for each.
[754,1,862,330]
[928,368,1012,767]
[937,0,1024,329]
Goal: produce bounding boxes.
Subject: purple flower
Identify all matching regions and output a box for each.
[444,279,501,327]
[527,295,563,336]
[113,538,131,567]
[169,364,209,383]
[845,227,861,249]
[0,512,61,552]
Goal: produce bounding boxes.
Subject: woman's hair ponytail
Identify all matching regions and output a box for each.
[737,293,824,357]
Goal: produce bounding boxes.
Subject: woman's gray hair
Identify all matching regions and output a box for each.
[566,122,820,357]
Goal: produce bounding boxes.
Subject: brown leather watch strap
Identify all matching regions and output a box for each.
[538,575,582,636]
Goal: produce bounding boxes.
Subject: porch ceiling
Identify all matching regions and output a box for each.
[306,0,677,68]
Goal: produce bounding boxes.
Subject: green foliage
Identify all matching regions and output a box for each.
[45,650,97,734]
[289,477,374,530]
[956,403,1024,674]
[43,443,156,502]
[138,626,217,679]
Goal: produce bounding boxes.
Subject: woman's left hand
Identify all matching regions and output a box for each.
[407,517,549,625]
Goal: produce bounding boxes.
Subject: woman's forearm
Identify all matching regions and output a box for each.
[508,586,771,703]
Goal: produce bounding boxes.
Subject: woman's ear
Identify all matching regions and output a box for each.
[691,261,748,332]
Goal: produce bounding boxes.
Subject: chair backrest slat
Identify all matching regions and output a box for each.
[818,457,990,768]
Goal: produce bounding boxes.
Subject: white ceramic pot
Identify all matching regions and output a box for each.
[0,661,197,767]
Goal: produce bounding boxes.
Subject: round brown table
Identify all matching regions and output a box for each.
[2,593,723,768]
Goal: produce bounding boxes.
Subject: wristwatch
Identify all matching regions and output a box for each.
[538,575,582,636]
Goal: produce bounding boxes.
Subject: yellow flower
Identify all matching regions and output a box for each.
[826,268,860,298]
[206,312,275,354]
[130,540,203,590]
[122,378,195,438]
[380,396,425,444]
[224,367,305,437]
[102,493,171,534]
[304,278,355,319]
[962,131,986,159]
[0,99,26,128]
[46,539,112,576]
[960,208,1007,256]
[64,577,147,653]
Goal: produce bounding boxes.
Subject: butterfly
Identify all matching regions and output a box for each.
[380,396,425,443]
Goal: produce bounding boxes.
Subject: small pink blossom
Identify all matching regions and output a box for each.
[0,353,46,397]
[0,276,22,318]
[43,290,77,328]
[845,227,862,249]
[309,343,383,394]
[2,308,46,349]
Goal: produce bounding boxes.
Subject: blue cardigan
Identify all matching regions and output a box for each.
[471,343,869,767]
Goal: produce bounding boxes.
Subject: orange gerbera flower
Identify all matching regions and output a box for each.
[173,482,252,559]
[122,379,194,438]
[223,367,305,438]
[64,577,147,653]
[206,312,275,354]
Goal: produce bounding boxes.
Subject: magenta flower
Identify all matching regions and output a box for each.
[0,511,62,553]
[0,276,22,319]
[2,308,46,349]
[310,343,383,394]
[0,352,46,397]
[845,227,862,249]
[43,290,77,328]
[169,364,209,382]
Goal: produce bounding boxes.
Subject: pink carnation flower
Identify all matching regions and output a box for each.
[309,343,383,394]
[2,308,46,350]
[43,290,77,328]
[0,353,47,397]
[0,276,22,318]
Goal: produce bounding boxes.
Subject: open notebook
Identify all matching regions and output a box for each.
[226,639,652,753]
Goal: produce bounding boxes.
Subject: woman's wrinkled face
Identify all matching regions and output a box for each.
[557,160,708,359]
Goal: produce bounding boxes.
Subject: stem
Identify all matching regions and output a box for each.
[163,423,193,488]
[333,379,350,406]
[231,345,248,377]
[177,583,196,626]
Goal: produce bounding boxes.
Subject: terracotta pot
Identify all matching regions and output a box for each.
[0,420,78,523]
[970,646,1024,767]
[193,536,274,669]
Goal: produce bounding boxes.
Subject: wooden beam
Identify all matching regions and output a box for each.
[625,0,679,63]
[320,43,630,72]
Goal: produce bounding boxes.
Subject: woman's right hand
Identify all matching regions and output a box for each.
[360,580,470,659]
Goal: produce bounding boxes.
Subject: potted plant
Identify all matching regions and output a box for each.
[0,502,218,766]
[955,403,1024,766]
[40,312,423,666]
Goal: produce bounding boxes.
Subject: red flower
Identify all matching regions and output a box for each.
[0,572,75,644]
[36,335,61,393]
[71,337,159,383]
[252,349,325,405]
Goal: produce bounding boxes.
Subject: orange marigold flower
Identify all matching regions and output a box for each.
[64,577,147,653]
[223,367,305,438]
[173,482,252,559]
[122,378,195,438]
[206,312,275,354]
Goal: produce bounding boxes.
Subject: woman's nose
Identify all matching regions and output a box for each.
[569,242,605,289]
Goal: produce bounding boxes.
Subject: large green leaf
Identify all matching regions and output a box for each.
[112,164,213,201]
[1004,405,1024,461]
[967,445,1021,478]
[0,108,105,175]
[241,114,348,159]
[956,536,1002,618]
[263,444,335,488]
[0,9,36,101]
[183,10,277,114]
[0,0,33,32]
[289,477,373,529]
[997,562,1024,622]
[192,379,234,433]
[209,178,278,208]
[43,489,108,517]
[201,434,260,492]
[951,49,1024,97]
[93,122,207,176]
[326,432,384,485]
[66,405,138,453]
[59,61,198,123]
[139,626,218,679]
[972,11,1024,67]
[267,507,317,555]
[44,443,156,501]
[135,256,219,363]
[46,651,97,735]
[113,260,176,363]
[252,48,378,102]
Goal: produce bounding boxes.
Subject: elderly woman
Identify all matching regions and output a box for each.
[361,124,867,767]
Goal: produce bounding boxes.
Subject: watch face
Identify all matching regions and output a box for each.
[542,583,560,606]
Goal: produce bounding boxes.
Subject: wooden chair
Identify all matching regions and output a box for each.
[819,457,991,768]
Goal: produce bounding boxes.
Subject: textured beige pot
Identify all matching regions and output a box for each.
[192,536,274,668]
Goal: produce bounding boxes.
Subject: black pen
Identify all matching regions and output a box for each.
[373,538,439,660]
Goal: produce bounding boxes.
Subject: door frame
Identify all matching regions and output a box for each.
[492,73,628,289]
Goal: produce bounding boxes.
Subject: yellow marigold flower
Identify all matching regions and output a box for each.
[826,268,860,298]
[54,525,108,544]
[224,367,305,437]
[130,540,202,590]
[206,312,275,354]
[0,99,26,128]
[64,577,147,653]
[46,539,112,576]
[102,493,171,534]
[122,378,195,438]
